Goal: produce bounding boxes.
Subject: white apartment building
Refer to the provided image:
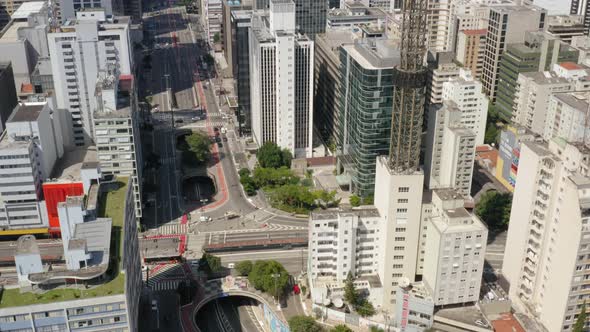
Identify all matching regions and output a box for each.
[481,4,546,102]
[93,72,142,218]
[503,138,590,332]
[544,92,590,144]
[374,156,424,311]
[0,1,51,95]
[426,0,452,52]
[309,208,381,282]
[442,68,488,146]
[422,189,487,306]
[249,0,314,158]
[48,9,132,146]
[427,52,460,105]
[424,102,477,198]
[0,100,65,232]
[513,72,573,136]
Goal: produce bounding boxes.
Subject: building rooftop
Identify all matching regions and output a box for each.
[434,188,463,201]
[342,38,399,70]
[11,1,45,20]
[0,21,30,42]
[49,146,98,182]
[311,207,380,220]
[554,92,589,111]
[560,62,582,70]
[0,178,129,308]
[7,103,44,122]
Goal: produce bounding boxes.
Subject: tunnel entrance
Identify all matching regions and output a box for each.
[195,295,264,332]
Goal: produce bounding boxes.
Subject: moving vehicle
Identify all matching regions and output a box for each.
[151,300,158,311]
[224,211,239,219]
[228,263,235,269]
[199,215,212,222]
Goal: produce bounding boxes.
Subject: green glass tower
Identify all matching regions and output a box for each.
[337,39,398,197]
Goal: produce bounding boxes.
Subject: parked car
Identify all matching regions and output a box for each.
[151,300,158,311]
[293,284,300,295]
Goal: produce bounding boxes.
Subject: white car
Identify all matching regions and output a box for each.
[151,300,158,311]
[228,263,235,269]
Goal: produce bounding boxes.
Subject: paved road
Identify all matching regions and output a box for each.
[216,249,308,276]
[485,231,507,273]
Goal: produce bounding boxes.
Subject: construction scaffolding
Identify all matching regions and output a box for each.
[388,0,428,173]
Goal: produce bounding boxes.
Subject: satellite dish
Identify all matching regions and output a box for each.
[323,298,331,306]
[399,277,411,288]
[333,298,344,308]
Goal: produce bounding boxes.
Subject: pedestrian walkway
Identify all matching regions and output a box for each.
[153,222,187,235]
[202,223,306,236]
[151,279,184,291]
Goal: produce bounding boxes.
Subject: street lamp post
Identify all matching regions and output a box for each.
[271,273,281,311]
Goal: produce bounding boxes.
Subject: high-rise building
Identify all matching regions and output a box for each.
[313,30,354,148]
[481,4,546,108]
[122,0,141,21]
[371,0,429,310]
[422,189,487,306]
[0,100,66,235]
[249,0,326,38]
[201,0,223,45]
[249,0,314,158]
[442,69,488,146]
[544,92,590,144]
[426,51,459,106]
[571,0,590,35]
[231,10,252,135]
[424,102,477,198]
[337,39,398,197]
[512,63,590,136]
[455,29,486,80]
[0,1,51,96]
[58,0,119,22]
[495,31,578,120]
[503,138,590,332]
[222,0,252,78]
[0,62,18,132]
[48,10,132,146]
[426,0,452,52]
[545,15,585,44]
[93,72,143,218]
[326,2,387,30]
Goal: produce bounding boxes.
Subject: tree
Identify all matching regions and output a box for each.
[288,315,323,332]
[199,252,222,274]
[235,260,253,276]
[363,195,374,205]
[344,272,358,305]
[484,124,499,145]
[475,191,512,231]
[238,168,251,178]
[355,299,376,317]
[257,142,292,168]
[574,301,587,332]
[248,260,290,297]
[213,32,221,43]
[185,132,211,165]
[331,325,353,332]
[370,327,385,332]
[349,195,361,207]
[204,54,215,66]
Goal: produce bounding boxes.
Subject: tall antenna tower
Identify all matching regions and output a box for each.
[388,0,428,172]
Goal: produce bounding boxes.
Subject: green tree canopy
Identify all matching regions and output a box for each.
[370,327,385,332]
[344,272,358,305]
[288,315,323,332]
[331,325,353,332]
[199,252,221,274]
[475,191,512,231]
[574,301,587,332]
[235,260,253,276]
[252,167,299,188]
[257,142,293,168]
[355,299,376,317]
[213,32,221,43]
[185,132,211,165]
[248,260,290,297]
[349,195,361,207]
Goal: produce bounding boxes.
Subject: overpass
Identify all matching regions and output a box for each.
[180,276,289,332]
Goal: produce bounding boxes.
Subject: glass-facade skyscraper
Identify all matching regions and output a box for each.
[337,39,399,197]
